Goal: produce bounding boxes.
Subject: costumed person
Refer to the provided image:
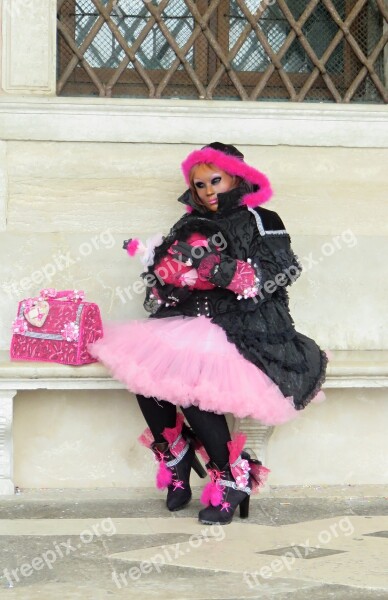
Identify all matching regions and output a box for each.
[89,142,328,525]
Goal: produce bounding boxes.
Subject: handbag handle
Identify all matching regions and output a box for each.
[39,289,85,302]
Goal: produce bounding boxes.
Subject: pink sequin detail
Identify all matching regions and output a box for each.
[40,288,57,298]
[71,290,85,301]
[228,434,251,489]
[232,460,251,490]
[12,317,28,334]
[61,321,80,342]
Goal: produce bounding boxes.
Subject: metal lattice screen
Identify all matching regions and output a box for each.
[57,0,388,102]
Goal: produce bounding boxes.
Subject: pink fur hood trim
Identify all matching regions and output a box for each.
[181,147,273,208]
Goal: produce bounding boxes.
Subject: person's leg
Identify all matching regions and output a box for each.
[181,406,266,525]
[136,394,177,442]
[181,405,231,467]
[136,394,206,511]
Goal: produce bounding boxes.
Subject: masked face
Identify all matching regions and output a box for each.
[191,163,236,212]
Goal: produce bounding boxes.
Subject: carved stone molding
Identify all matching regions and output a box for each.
[1,0,56,95]
[0,390,16,495]
[233,417,275,465]
[0,97,387,147]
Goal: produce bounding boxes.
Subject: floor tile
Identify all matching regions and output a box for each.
[0,491,387,599]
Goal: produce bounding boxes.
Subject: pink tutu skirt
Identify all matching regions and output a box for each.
[89,315,299,425]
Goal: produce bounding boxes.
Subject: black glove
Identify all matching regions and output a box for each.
[169,241,218,269]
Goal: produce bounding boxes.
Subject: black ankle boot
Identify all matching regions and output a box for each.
[152,440,206,511]
[140,413,207,512]
[198,461,251,525]
[198,436,270,525]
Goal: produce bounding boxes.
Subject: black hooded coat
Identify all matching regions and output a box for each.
[141,146,328,410]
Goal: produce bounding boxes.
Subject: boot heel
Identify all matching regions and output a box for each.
[192,454,207,478]
[239,495,250,519]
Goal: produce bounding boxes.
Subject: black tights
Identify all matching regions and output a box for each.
[136,394,230,468]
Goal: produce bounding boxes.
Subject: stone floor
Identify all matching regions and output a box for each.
[0,486,387,599]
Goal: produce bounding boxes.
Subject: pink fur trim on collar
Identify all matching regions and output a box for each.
[181,147,273,208]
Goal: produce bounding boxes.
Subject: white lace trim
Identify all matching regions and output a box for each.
[247,207,287,237]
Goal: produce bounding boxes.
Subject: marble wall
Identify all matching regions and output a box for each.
[1,142,387,351]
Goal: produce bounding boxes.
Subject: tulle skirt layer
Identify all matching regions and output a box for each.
[89,315,299,425]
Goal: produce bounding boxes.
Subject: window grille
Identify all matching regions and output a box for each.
[57,0,388,103]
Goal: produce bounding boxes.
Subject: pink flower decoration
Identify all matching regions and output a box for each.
[71,290,85,301]
[61,321,79,342]
[41,288,57,298]
[231,455,251,490]
[12,317,28,334]
[24,298,37,311]
[240,459,250,471]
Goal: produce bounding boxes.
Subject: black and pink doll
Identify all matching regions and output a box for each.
[90,142,328,525]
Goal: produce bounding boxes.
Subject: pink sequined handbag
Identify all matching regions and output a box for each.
[10,288,103,365]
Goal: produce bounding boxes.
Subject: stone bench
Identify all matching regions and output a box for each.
[1,350,387,495]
